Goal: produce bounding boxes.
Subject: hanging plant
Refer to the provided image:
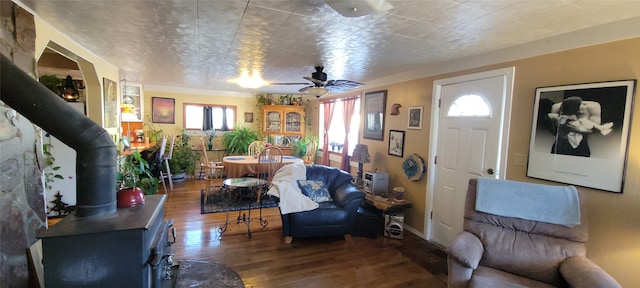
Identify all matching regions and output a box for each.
[42,137,64,190]
[222,124,259,155]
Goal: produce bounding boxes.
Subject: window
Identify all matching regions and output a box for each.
[184,103,236,130]
[447,94,490,117]
[319,98,361,155]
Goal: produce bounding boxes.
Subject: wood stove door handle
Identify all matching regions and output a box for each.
[167,218,176,244]
[170,227,177,244]
[148,251,162,267]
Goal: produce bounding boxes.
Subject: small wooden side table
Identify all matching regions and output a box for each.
[363,193,412,245]
[364,193,412,214]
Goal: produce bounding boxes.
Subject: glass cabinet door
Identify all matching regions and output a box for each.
[121,83,143,122]
[264,110,282,133]
[284,111,302,134]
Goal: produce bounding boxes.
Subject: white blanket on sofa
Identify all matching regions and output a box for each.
[266,163,318,215]
[476,178,580,227]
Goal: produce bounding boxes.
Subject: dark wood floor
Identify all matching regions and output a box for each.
[164,178,448,287]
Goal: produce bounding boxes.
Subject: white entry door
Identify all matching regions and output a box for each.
[427,68,514,248]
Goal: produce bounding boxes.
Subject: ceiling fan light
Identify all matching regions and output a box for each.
[325,0,393,17]
[308,87,330,98]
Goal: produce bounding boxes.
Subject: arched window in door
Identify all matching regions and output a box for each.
[447,94,491,117]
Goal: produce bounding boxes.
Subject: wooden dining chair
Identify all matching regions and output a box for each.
[256,146,284,184]
[200,138,225,195]
[256,146,284,204]
[247,140,266,157]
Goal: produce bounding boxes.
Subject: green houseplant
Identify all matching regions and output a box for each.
[39,74,63,96]
[222,124,259,155]
[144,115,163,143]
[291,136,319,158]
[167,130,198,178]
[117,149,159,195]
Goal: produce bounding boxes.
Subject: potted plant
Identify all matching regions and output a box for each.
[144,115,163,143]
[291,136,319,158]
[39,74,63,96]
[222,124,259,155]
[167,130,198,181]
[205,128,216,150]
[117,149,159,195]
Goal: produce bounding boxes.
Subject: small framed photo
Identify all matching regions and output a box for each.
[244,112,254,123]
[408,106,423,130]
[527,80,635,193]
[152,97,175,124]
[388,130,405,157]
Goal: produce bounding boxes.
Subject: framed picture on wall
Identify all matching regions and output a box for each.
[152,97,175,124]
[102,78,118,129]
[388,130,405,157]
[408,106,423,129]
[245,112,254,123]
[527,80,636,193]
[363,90,387,140]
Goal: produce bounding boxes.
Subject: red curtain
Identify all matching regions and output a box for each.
[321,101,336,165]
[340,97,357,171]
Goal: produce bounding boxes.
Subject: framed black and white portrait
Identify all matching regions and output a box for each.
[527,80,636,193]
[388,130,405,157]
[408,106,423,129]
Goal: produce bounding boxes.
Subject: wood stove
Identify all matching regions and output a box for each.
[38,196,175,287]
[0,55,177,287]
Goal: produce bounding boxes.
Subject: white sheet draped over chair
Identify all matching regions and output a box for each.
[159,135,175,193]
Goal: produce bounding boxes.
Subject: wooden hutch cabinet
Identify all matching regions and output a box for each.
[262,105,305,136]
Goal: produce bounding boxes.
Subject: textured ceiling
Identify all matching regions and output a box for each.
[20,0,640,95]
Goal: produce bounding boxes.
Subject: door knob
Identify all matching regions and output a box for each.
[487,168,494,175]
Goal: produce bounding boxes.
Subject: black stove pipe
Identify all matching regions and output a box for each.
[1,54,117,217]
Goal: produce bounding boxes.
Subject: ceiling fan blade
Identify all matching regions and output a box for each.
[269,82,310,85]
[303,76,326,85]
[327,86,354,93]
[326,79,364,87]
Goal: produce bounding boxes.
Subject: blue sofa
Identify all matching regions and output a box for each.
[280,165,365,243]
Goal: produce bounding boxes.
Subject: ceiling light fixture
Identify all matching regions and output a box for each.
[324,0,393,17]
[307,87,330,98]
[233,70,267,89]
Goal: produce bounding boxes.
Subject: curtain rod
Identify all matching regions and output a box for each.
[320,94,361,103]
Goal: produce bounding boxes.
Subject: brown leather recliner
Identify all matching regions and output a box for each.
[447,179,620,288]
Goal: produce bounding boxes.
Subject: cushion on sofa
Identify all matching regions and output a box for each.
[297,180,332,203]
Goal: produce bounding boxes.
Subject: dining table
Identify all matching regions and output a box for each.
[222,155,304,178]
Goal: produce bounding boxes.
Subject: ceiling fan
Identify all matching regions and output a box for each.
[271,66,364,98]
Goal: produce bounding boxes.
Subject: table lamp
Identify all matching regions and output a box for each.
[351,144,370,187]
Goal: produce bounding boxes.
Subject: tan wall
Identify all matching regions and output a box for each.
[34,17,120,132]
[141,89,260,141]
[353,37,640,286]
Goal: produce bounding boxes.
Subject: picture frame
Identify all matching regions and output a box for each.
[244,112,254,123]
[408,106,423,129]
[152,97,175,124]
[363,90,387,140]
[527,80,636,193]
[388,130,405,157]
[102,78,118,129]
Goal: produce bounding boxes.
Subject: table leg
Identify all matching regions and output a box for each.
[218,186,230,235]
[258,189,268,228]
[247,200,252,239]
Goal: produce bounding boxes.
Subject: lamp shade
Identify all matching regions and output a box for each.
[352,144,370,163]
